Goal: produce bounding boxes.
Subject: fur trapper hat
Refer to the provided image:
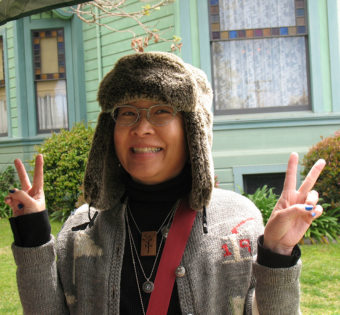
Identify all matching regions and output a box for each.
[84,52,214,211]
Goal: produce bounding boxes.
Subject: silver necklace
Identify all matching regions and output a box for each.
[127,199,179,256]
[125,200,179,314]
[127,200,177,235]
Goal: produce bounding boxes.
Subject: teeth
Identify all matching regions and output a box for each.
[132,147,162,153]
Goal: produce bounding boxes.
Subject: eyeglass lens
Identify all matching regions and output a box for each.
[113,105,177,126]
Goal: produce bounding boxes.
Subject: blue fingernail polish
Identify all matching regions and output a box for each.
[9,189,15,193]
[305,205,313,211]
[18,204,24,210]
[311,212,316,217]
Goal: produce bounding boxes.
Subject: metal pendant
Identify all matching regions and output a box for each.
[142,280,154,293]
[161,226,170,239]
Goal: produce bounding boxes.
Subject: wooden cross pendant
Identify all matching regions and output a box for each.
[141,231,157,256]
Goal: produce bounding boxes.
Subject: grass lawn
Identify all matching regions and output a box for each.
[0,218,339,314]
[0,218,63,314]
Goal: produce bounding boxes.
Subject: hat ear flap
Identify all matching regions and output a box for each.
[84,112,125,210]
[184,111,214,211]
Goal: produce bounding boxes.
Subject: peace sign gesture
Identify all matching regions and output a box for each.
[263,152,326,255]
[4,154,45,217]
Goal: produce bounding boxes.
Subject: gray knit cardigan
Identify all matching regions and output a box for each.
[12,189,301,315]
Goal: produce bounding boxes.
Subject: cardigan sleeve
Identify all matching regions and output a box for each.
[252,259,301,315]
[11,236,70,315]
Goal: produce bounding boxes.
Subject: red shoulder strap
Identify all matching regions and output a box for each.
[146,197,197,315]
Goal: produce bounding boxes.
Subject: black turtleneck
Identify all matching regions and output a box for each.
[120,163,192,315]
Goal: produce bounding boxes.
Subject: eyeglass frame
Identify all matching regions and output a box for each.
[107,104,182,127]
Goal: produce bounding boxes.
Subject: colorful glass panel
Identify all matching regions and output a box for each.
[211,6,219,14]
[229,31,237,39]
[221,31,229,39]
[296,9,304,16]
[238,30,246,38]
[211,15,219,23]
[255,29,263,37]
[263,29,271,37]
[212,32,220,39]
[288,27,297,35]
[212,23,220,32]
[295,0,304,8]
[272,28,280,36]
[297,26,306,34]
[280,28,288,35]
[32,29,65,81]
[246,30,254,38]
[211,0,218,5]
[297,18,305,26]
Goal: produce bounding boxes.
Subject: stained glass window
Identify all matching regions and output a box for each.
[0,36,7,136]
[210,0,309,114]
[32,29,68,131]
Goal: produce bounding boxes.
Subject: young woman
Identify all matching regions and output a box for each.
[6,52,325,315]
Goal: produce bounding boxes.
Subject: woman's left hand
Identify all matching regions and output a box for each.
[263,152,326,255]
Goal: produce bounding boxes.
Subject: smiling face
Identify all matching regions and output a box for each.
[113,100,189,185]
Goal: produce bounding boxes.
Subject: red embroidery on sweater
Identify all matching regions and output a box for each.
[240,239,251,253]
[222,244,232,257]
[231,218,254,234]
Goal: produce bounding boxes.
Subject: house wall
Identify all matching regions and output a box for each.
[180,0,340,191]
[82,0,180,122]
[1,0,340,194]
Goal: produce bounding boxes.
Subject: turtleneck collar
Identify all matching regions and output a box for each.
[122,163,192,203]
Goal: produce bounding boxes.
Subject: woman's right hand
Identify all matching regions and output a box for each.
[4,154,46,217]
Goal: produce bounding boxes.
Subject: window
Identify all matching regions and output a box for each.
[210,0,309,115]
[0,35,7,136]
[243,173,285,195]
[32,29,68,132]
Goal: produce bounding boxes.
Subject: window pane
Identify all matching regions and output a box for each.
[40,37,59,74]
[243,173,285,195]
[0,86,7,134]
[219,0,296,30]
[212,37,308,110]
[37,80,68,130]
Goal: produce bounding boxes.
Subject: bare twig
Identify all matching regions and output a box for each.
[64,0,183,52]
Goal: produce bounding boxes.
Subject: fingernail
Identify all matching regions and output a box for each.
[18,204,24,210]
[4,197,10,202]
[9,189,15,194]
[305,205,314,211]
[311,212,316,217]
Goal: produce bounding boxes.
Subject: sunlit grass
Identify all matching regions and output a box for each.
[300,242,340,314]
[0,218,63,314]
[0,218,339,314]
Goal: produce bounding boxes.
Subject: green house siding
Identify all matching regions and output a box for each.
[82,1,178,123]
[1,0,340,194]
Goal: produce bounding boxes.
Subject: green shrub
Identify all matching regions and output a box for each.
[240,184,340,244]
[29,122,94,222]
[304,203,340,244]
[238,185,279,225]
[0,166,20,218]
[301,130,340,208]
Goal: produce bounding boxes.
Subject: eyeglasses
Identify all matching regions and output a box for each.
[109,104,181,127]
